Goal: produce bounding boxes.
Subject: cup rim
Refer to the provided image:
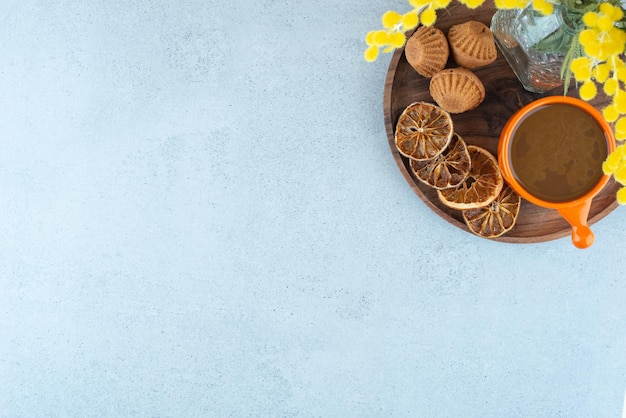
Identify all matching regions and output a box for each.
[498,95,616,209]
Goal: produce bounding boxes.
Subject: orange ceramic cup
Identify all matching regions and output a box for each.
[498,96,616,249]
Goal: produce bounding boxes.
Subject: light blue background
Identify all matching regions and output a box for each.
[1,0,625,416]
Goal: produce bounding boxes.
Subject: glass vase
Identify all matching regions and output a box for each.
[490,4,576,93]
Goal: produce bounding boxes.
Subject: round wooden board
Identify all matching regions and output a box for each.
[383,2,620,244]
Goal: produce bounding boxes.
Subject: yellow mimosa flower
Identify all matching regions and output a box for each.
[600,2,623,21]
[583,11,599,27]
[459,0,486,8]
[389,32,407,48]
[580,80,597,100]
[578,29,597,48]
[571,56,592,81]
[583,42,601,59]
[382,11,402,29]
[420,7,437,26]
[596,15,614,32]
[604,78,619,96]
[373,30,390,46]
[401,12,419,30]
[615,116,626,140]
[614,164,626,184]
[603,104,620,122]
[364,45,379,62]
[613,5,624,20]
[605,145,625,172]
[602,150,622,174]
[616,187,626,204]
[593,63,610,82]
[432,0,452,8]
[532,0,553,15]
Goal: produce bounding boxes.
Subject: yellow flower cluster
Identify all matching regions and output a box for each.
[603,144,626,203]
[363,0,449,62]
[364,0,557,62]
[569,3,626,203]
[571,3,626,104]
[364,10,420,62]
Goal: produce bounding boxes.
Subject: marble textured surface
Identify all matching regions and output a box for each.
[1,0,625,416]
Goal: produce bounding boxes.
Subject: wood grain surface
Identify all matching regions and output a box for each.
[383,2,620,243]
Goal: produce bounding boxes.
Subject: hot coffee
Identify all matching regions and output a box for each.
[507,103,608,203]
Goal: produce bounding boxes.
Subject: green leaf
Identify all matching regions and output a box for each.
[534,27,574,54]
[561,31,583,95]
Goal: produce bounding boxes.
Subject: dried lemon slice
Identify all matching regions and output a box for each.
[409,133,470,189]
[395,102,453,161]
[437,145,503,209]
[462,184,521,238]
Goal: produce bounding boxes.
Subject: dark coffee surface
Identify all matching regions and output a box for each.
[509,104,608,203]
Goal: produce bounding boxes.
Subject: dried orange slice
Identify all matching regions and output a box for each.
[462,184,521,238]
[437,145,503,209]
[409,133,470,189]
[395,102,453,161]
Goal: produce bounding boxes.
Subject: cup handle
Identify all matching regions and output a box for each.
[557,199,594,249]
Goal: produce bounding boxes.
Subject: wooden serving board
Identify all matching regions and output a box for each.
[383,2,620,243]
